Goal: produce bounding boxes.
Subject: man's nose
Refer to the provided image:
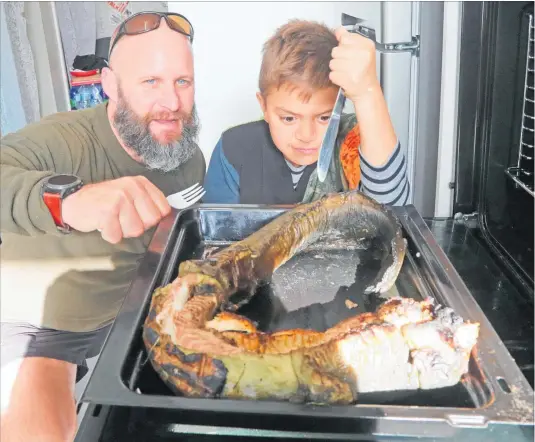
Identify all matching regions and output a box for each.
[159,85,182,112]
[296,120,316,143]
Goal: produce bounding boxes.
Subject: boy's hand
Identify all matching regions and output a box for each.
[329,27,380,101]
[329,26,398,168]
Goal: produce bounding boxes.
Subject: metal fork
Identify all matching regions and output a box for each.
[166,183,206,209]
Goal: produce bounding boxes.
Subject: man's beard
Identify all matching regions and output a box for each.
[113,91,200,173]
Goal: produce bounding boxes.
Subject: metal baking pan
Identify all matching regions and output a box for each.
[81,204,534,439]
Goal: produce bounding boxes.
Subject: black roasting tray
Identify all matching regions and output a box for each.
[81,204,534,439]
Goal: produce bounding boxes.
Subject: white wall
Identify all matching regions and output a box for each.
[435,1,461,218]
[168,2,382,162]
[380,1,415,198]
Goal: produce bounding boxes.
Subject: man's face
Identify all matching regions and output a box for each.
[258,85,338,166]
[113,85,200,172]
[116,69,195,148]
[103,22,199,171]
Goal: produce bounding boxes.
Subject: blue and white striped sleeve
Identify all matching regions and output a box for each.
[359,141,410,206]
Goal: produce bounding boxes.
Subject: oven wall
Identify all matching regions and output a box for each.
[455,1,534,290]
[453,2,485,214]
[433,1,462,218]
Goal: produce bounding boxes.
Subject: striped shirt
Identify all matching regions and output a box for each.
[285,159,307,190]
[358,141,410,206]
[282,141,410,205]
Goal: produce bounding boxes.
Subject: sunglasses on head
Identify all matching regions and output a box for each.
[108,11,194,58]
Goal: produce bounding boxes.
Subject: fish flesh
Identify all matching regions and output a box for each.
[144,294,479,403]
[142,190,479,404]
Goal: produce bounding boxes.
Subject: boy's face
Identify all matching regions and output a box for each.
[257,85,338,166]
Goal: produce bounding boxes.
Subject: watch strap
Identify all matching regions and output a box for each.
[42,178,84,233]
[42,192,64,229]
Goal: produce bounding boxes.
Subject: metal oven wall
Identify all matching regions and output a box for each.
[455,1,534,294]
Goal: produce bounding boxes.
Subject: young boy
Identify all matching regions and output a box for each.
[203,20,409,206]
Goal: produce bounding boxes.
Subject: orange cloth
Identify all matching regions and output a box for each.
[340,124,361,190]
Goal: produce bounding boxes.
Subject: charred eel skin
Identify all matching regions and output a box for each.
[142,190,478,403]
[182,189,406,304]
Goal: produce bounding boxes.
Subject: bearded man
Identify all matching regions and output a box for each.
[0,12,204,442]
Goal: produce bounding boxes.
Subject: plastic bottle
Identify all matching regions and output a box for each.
[79,85,92,109]
[90,84,103,107]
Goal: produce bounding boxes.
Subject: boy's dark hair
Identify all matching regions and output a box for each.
[259,20,338,100]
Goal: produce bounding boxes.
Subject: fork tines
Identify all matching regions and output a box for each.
[182,183,204,201]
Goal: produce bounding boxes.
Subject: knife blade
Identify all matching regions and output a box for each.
[317,88,346,182]
[317,13,377,183]
[317,13,384,182]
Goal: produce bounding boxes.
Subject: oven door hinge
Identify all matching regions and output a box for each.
[378,35,421,57]
[342,13,420,57]
[453,211,479,228]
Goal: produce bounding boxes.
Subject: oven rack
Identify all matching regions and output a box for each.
[506,12,534,197]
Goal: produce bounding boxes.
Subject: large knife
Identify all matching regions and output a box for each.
[317,14,375,183]
[317,13,418,182]
[317,88,346,182]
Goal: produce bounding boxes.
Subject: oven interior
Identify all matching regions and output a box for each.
[456,2,534,294]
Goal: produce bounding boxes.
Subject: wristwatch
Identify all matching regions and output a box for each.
[41,174,84,233]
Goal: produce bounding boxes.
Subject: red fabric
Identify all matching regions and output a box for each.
[340,124,361,190]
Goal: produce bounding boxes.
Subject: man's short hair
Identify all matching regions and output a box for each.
[259,20,338,100]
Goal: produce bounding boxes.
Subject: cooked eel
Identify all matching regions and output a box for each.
[143,190,479,403]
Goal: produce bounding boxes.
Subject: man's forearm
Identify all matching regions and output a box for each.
[0,164,58,236]
[349,81,398,167]
[1,125,74,236]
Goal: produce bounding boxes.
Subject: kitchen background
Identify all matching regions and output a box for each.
[1,1,457,219]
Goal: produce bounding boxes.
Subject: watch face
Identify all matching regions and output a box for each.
[47,174,81,190]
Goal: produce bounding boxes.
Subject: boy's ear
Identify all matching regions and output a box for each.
[256,92,268,120]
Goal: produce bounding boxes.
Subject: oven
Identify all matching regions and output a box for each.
[75,205,533,442]
[454,1,534,291]
[454,0,534,385]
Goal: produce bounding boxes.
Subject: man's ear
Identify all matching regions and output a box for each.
[101,67,118,102]
[256,92,269,122]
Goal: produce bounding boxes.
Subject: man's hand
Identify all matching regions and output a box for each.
[329,27,380,102]
[62,176,171,244]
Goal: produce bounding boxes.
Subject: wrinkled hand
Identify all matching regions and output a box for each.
[62,176,171,244]
[329,27,380,101]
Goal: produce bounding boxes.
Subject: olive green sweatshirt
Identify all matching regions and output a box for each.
[0,104,205,332]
